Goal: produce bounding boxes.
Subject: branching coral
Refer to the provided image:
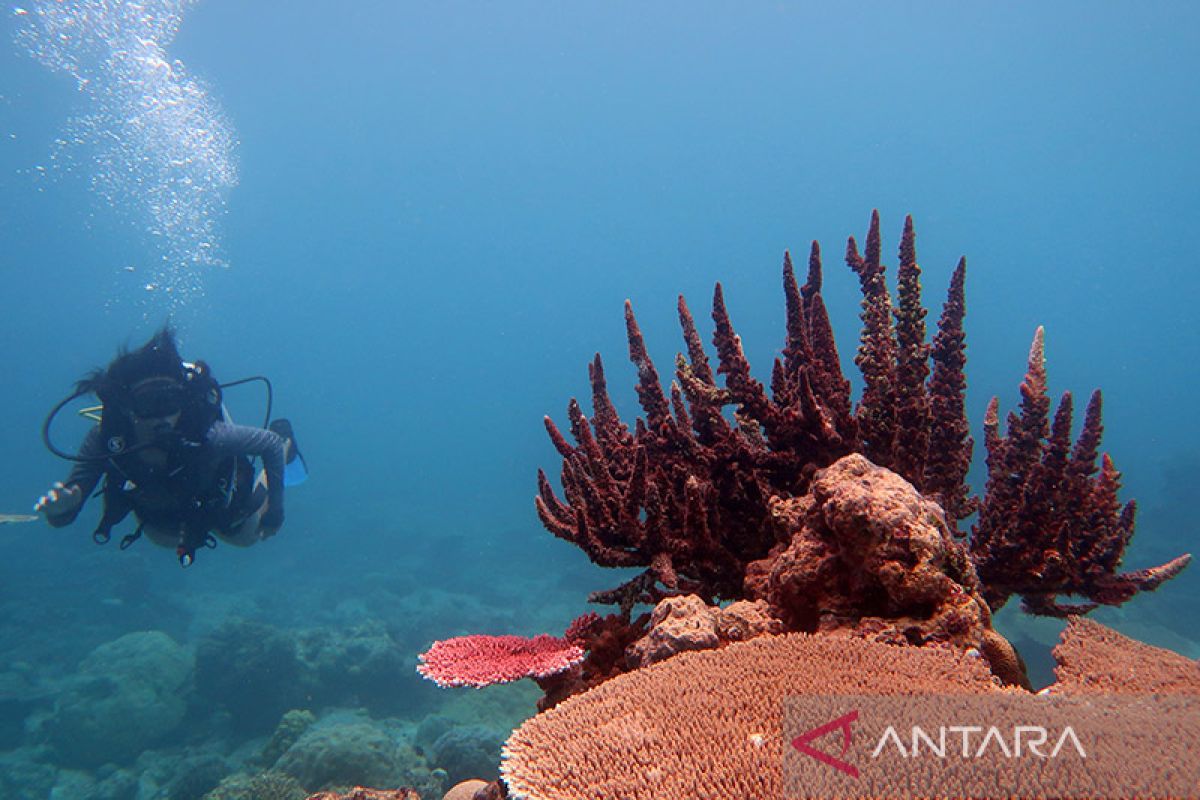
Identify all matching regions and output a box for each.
[536,213,974,606]
[536,212,1189,617]
[971,327,1192,615]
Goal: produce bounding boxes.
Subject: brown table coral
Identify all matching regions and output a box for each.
[501,632,1008,800]
[500,622,1200,800]
[1049,615,1200,696]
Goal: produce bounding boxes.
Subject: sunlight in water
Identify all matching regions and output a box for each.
[16,0,238,310]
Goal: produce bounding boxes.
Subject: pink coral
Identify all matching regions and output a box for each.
[416,634,585,688]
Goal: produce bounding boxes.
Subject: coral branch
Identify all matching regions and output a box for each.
[923,257,975,524]
[971,329,1190,615]
[801,244,854,436]
[891,215,931,484]
[625,300,671,432]
[847,210,897,466]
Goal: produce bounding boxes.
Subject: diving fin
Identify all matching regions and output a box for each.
[269,418,309,487]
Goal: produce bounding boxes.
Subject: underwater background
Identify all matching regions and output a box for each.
[0,2,1197,798]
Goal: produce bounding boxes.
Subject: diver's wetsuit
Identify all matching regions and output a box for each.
[46,421,287,540]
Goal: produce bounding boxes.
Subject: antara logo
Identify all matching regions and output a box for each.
[792,710,859,777]
[792,711,1087,777]
[871,724,1086,759]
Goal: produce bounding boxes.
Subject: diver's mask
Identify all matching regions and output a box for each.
[127,377,186,421]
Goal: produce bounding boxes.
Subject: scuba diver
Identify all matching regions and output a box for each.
[34,326,307,567]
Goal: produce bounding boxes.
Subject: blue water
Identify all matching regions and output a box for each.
[1,1,1198,796]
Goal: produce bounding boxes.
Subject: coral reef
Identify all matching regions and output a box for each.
[259,709,318,770]
[425,726,504,786]
[622,594,720,667]
[501,631,1006,800]
[530,612,650,711]
[195,619,304,735]
[416,634,584,689]
[275,720,419,792]
[34,630,192,768]
[304,789,421,800]
[741,454,1029,686]
[274,714,439,796]
[971,328,1192,615]
[413,715,455,758]
[203,771,307,800]
[296,620,412,713]
[0,747,59,800]
[417,214,1195,797]
[623,595,782,669]
[1048,616,1200,695]
[534,214,974,606]
[0,667,50,750]
[500,623,1199,799]
[536,213,1188,616]
[168,753,231,800]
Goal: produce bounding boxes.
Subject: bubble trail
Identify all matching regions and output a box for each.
[16,0,238,310]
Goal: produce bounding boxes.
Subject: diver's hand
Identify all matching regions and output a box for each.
[35,482,83,520]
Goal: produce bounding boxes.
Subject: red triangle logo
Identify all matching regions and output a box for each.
[791,709,859,778]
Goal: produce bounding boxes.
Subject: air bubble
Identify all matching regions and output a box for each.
[16,0,238,311]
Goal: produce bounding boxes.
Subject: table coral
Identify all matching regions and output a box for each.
[1048,616,1200,695]
[417,634,584,689]
[499,622,1198,800]
[500,632,1006,800]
